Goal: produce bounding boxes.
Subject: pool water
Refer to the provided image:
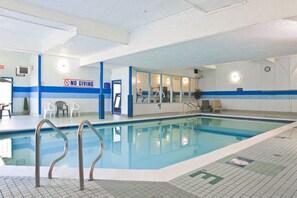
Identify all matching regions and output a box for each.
[0,116,286,170]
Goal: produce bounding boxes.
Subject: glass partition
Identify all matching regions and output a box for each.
[172,76,181,103]
[182,77,189,102]
[162,75,171,103]
[136,72,149,103]
[135,71,195,104]
[150,74,160,103]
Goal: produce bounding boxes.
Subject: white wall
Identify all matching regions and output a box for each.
[0,50,31,86]
[0,51,113,116]
[29,54,39,116]
[134,103,184,116]
[199,56,297,112]
[42,55,103,87]
[0,50,32,114]
[41,55,111,114]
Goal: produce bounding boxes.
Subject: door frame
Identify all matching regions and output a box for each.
[112,80,122,115]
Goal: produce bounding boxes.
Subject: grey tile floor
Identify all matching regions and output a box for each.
[0,177,112,198]
[170,128,297,198]
[95,180,197,198]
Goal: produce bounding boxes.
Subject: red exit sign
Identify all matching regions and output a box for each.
[0,65,4,69]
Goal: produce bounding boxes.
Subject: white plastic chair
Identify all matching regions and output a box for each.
[68,101,80,118]
[43,102,55,118]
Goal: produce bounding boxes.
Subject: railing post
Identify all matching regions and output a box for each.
[78,120,104,190]
[78,124,84,190]
[35,129,40,187]
[35,119,69,187]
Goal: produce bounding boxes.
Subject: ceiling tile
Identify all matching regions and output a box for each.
[18,0,192,30]
[186,0,246,12]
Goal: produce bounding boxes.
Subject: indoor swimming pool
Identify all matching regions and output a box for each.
[0,116,289,170]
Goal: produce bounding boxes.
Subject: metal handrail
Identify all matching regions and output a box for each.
[183,102,194,113]
[35,119,69,187]
[183,102,199,113]
[78,120,104,190]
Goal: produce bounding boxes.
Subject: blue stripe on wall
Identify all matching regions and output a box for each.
[13,86,111,99]
[13,87,30,92]
[14,87,297,100]
[13,86,110,93]
[201,90,297,100]
[202,90,297,96]
[41,86,110,94]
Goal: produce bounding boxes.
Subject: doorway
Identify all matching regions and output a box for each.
[112,80,121,115]
[0,77,13,115]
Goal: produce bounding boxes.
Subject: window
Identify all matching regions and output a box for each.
[172,76,181,103]
[162,75,171,103]
[182,77,189,102]
[150,74,160,103]
[135,71,194,104]
[136,72,149,103]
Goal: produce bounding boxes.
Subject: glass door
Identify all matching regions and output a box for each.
[112,80,121,115]
[0,77,13,115]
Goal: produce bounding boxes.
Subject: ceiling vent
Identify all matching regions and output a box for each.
[184,0,247,13]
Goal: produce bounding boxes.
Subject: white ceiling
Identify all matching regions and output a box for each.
[105,19,297,71]
[185,0,246,13]
[18,0,193,30]
[45,35,124,58]
[0,8,76,52]
[1,0,297,71]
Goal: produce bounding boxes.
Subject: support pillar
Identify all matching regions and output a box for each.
[127,66,133,117]
[38,54,42,115]
[99,62,105,119]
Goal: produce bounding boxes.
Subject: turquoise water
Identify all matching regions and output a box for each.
[0,116,286,170]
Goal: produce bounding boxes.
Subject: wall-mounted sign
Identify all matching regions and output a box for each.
[104,82,110,89]
[0,65,4,69]
[64,78,94,88]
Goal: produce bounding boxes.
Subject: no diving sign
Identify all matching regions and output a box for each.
[64,79,70,86]
[64,78,94,88]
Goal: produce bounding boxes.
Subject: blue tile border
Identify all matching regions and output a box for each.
[202,90,297,99]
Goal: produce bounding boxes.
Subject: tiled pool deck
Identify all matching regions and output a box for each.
[1,111,297,197]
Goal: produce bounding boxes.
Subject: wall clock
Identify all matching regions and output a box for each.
[264,66,271,72]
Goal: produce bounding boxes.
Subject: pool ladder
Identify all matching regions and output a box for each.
[78,120,104,190]
[35,119,104,191]
[183,102,199,113]
[35,119,69,187]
